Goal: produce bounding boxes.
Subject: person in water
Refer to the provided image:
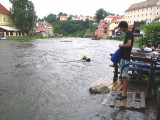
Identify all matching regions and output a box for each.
[82,55,91,62]
[117,21,134,100]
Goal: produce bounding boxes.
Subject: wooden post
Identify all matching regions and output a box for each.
[113,63,118,82]
[146,57,156,100]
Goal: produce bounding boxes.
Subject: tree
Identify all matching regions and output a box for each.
[95,8,110,23]
[9,0,37,34]
[138,23,160,48]
[54,24,62,34]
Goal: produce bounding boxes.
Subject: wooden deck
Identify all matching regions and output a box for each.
[100,78,145,111]
[102,91,145,111]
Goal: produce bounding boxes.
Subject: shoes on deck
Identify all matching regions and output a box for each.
[117,92,122,96]
[116,95,127,100]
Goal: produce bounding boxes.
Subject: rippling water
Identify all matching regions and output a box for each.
[0,38,156,120]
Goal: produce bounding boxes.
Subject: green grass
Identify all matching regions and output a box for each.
[6,36,61,40]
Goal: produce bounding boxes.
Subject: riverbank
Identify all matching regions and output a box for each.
[6,35,62,40]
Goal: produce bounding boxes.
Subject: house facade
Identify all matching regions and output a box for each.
[0,3,21,37]
[98,20,109,38]
[125,0,160,25]
[60,16,67,20]
[102,15,124,38]
[36,20,54,37]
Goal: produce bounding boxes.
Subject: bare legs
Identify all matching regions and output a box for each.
[122,77,129,97]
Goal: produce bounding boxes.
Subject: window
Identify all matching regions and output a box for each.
[138,15,139,17]
[142,14,143,16]
[134,15,135,17]
[151,7,152,10]
[150,13,152,15]
[4,17,5,22]
[146,13,147,16]
[157,13,159,15]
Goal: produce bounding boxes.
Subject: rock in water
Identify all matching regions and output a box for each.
[89,78,110,93]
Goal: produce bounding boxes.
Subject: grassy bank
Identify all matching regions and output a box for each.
[6,36,61,40]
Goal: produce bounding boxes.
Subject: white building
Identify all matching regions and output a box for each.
[125,0,160,25]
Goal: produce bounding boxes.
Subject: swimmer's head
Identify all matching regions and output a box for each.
[83,55,87,59]
[86,58,91,62]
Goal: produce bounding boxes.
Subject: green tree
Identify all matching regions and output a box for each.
[95,8,110,23]
[44,14,57,24]
[9,0,37,34]
[54,24,62,34]
[138,23,160,48]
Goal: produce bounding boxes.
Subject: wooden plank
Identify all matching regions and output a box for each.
[120,98,127,108]
[101,91,112,105]
[140,92,145,109]
[110,95,117,107]
[119,92,128,108]
[130,92,136,108]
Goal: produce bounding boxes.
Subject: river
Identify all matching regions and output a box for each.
[0,38,156,120]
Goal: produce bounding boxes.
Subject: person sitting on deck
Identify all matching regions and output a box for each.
[144,43,153,52]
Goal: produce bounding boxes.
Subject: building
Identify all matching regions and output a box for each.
[153,15,160,22]
[104,15,124,38]
[98,20,109,38]
[0,3,21,37]
[36,20,54,37]
[125,0,160,25]
[60,16,67,21]
[104,15,124,23]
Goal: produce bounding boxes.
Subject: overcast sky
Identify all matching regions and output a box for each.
[1,0,145,18]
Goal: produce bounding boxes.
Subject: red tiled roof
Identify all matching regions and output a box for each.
[0,3,10,15]
[60,16,67,18]
[37,27,45,32]
[37,21,53,27]
[106,15,124,19]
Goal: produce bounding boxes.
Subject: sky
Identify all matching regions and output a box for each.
[0,0,146,18]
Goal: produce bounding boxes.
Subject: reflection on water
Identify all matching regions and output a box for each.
[0,38,156,120]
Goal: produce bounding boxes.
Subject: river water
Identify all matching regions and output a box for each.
[0,38,156,120]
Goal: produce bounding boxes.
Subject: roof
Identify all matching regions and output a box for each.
[60,16,67,18]
[100,19,108,24]
[37,21,53,27]
[0,26,19,31]
[106,15,124,19]
[0,4,10,15]
[111,17,120,23]
[36,27,45,32]
[125,0,159,11]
